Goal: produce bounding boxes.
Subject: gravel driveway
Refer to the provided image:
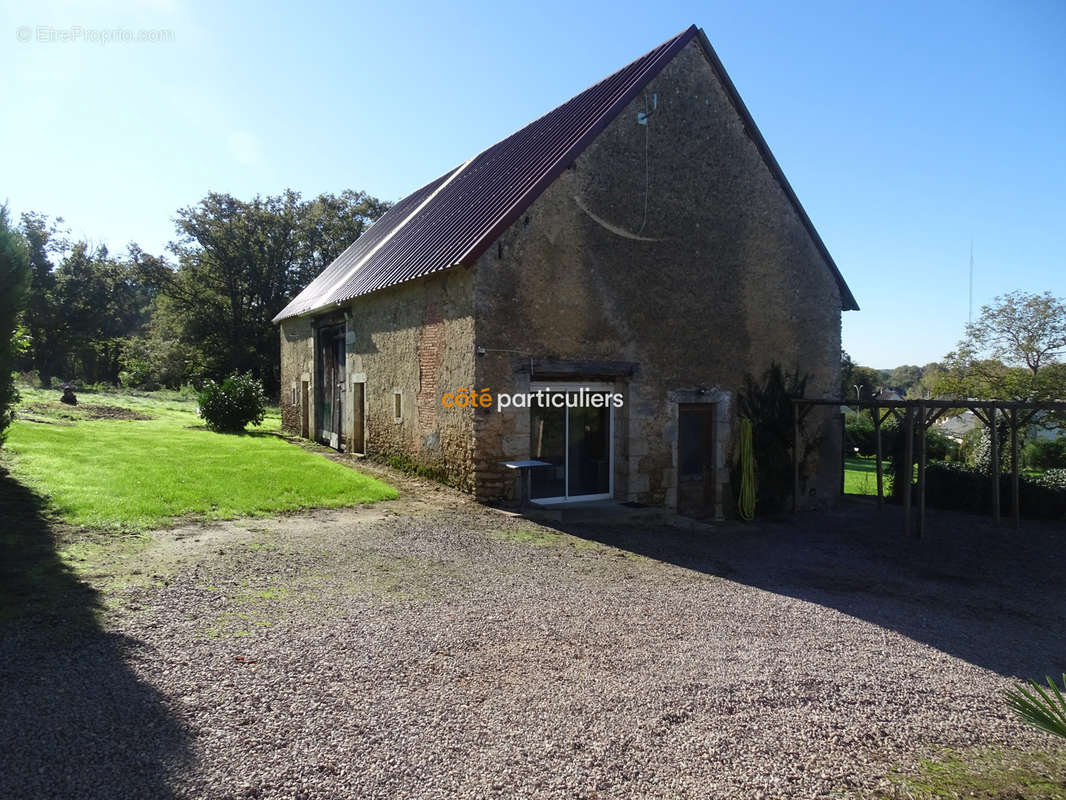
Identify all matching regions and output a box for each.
[2,478,1064,800]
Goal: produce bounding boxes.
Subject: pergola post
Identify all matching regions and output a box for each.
[1011,408,1020,529]
[793,397,1066,535]
[792,401,800,514]
[918,401,927,539]
[990,404,1000,525]
[874,411,884,511]
[903,405,914,537]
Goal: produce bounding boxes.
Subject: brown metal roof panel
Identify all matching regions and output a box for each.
[272,166,459,321]
[274,24,856,320]
[273,26,697,321]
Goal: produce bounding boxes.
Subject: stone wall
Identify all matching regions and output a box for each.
[279,269,478,490]
[279,316,314,433]
[472,38,844,509]
[346,269,477,489]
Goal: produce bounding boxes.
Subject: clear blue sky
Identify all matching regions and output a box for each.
[3,0,1064,369]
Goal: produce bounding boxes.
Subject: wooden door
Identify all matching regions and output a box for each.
[300,380,309,438]
[350,382,365,454]
[677,404,716,518]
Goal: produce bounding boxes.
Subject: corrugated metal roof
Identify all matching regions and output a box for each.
[274,24,856,323]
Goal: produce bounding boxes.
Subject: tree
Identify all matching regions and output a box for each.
[18,213,68,385]
[840,349,855,400]
[0,205,31,443]
[144,189,390,394]
[840,350,881,402]
[907,362,944,399]
[933,292,1066,403]
[888,364,923,393]
[53,243,153,384]
[16,212,155,386]
[965,291,1066,374]
[293,190,391,289]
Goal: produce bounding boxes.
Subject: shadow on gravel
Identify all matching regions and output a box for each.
[0,469,190,799]
[538,499,1066,679]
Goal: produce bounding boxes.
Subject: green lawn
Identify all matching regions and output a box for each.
[3,386,396,529]
[845,455,887,496]
[882,747,1066,799]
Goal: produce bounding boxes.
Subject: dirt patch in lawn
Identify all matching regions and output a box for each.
[80,404,153,420]
[21,401,153,422]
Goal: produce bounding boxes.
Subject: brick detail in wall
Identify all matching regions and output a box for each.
[416,304,444,435]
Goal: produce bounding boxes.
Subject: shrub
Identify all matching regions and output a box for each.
[960,426,985,467]
[923,461,1066,521]
[1006,674,1066,740]
[845,415,877,457]
[968,419,1011,472]
[196,372,266,432]
[1037,468,1066,491]
[120,335,206,390]
[925,428,958,461]
[736,363,820,514]
[1024,438,1066,471]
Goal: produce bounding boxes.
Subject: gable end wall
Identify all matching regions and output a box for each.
[472,38,843,509]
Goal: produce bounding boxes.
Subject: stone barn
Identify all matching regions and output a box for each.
[273,24,858,518]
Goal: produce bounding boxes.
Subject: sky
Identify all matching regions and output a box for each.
[2,0,1064,369]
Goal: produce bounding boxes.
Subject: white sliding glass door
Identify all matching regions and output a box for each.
[529,384,613,503]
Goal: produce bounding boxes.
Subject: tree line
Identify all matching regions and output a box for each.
[842,290,1066,407]
[2,190,1063,448]
[2,190,390,399]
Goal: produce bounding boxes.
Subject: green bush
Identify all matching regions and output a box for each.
[736,363,818,514]
[1024,438,1066,471]
[1037,468,1066,491]
[925,428,958,461]
[1007,674,1066,740]
[120,334,206,390]
[196,372,266,432]
[923,461,1066,521]
[887,423,959,498]
[845,415,877,456]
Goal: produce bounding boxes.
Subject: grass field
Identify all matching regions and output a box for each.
[883,747,1066,800]
[844,455,887,496]
[3,386,396,529]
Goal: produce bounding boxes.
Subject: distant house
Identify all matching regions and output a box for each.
[273,25,857,518]
[938,410,980,442]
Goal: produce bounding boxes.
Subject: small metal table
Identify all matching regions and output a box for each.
[499,460,552,507]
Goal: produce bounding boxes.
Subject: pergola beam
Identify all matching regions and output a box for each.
[794,398,1066,536]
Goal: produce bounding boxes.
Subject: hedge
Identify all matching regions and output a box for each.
[921,461,1066,522]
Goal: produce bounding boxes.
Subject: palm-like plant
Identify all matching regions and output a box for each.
[1006,674,1066,739]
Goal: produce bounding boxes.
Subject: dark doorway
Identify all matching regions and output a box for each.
[677,403,716,518]
[315,325,346,450]
[300,380,310,438]
[350,381,365,454]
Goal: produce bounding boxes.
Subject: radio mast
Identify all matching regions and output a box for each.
[968,240,974,325]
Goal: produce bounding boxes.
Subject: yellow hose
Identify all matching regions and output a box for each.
[738,417,757,521]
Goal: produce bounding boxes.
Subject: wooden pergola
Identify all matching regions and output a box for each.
[792,399,1066,537]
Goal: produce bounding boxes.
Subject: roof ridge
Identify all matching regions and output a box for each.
[274,24,857,322]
